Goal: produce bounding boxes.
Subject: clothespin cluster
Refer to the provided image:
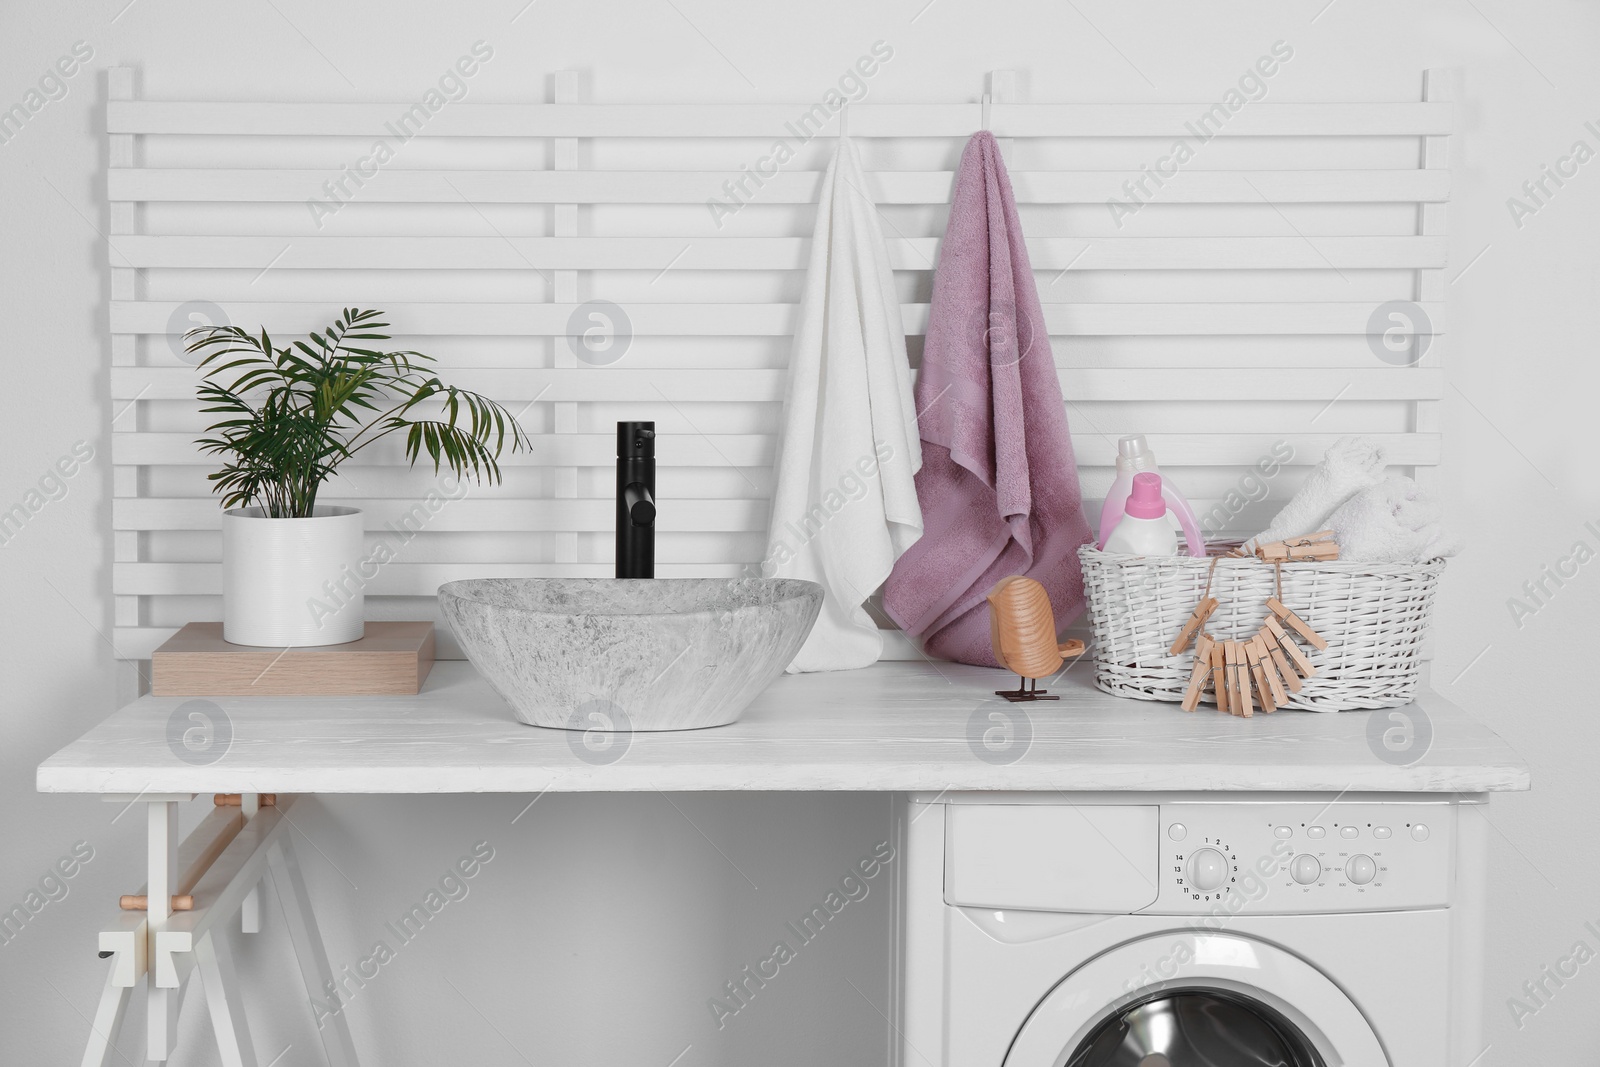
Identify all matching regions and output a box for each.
[1169,560,1330,717]
[1253,530,1339,563]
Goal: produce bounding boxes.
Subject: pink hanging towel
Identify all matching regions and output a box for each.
[883,131,1093,668]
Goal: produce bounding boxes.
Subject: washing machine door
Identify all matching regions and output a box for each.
[1003,933,1388,1067]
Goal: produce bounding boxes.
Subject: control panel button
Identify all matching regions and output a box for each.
[1306,826,1326,839]
[1291,854,1322,885]
[1340,825,1359,839]
[1273,825,1293,839]
[1168,823,1188,842]
[1346,855,1376,885]
[1411,824,1430,841]
[1188,848,1229,892]
[1373,826,1392,840]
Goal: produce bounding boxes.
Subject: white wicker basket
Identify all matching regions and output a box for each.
[1078,546,1444,712]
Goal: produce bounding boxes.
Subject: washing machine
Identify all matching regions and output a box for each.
[894,792,1490,1067]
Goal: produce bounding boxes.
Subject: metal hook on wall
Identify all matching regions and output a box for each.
[839,100,849,139]
[980,92,992,132]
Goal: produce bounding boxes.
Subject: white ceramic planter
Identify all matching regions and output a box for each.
[222,506,364,646]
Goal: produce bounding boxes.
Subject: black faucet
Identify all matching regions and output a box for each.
[615,421,656,578]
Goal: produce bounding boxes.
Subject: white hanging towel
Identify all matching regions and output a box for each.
[762,134,923,672]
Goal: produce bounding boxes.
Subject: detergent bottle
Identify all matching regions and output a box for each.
[1098,435,1205,556]
[1103,473,1179,555]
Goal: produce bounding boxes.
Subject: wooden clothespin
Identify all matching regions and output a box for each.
[1220,641,1236,715]
[1241,639,1267,713]
[1211,638,1230,715]
[1181,633,1214,711]
[1267,596,1328,651]
[1255,530,1339,563]
[1263,615,1316,679]
[1259,555,1329,654]
[1292,541,1340,561]
[1257,626,1302,692]
[1252,635,1289,707]
[1261,542,1341,562]
[1235,643,1248,716]
[1245,638,1278,713]
[1169,597,1218,655]
[1230,641,1253,717]
[1254,541,1291,562]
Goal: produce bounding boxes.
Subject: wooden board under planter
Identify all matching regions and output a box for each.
[152,622,435,696]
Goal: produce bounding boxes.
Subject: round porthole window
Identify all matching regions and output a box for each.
[1002,933,1384,1067]
[1066,989,1326,1067]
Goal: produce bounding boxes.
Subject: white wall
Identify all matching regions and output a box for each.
[2,0,1595,1063]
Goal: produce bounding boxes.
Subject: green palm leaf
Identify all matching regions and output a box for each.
[188,308,529,518]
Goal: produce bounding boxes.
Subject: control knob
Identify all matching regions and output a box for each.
[1187,848,1229,892]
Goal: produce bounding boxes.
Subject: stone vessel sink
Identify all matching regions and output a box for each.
[438,577,823,732]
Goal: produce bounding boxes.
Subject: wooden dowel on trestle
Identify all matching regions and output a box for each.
[214,794,276,807]
[120,895,194,911]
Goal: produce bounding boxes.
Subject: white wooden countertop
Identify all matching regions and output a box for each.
[37,661,1529,795]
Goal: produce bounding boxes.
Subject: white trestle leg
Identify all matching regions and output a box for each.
[240,793,262,934]
[78,965,133,1067]
[268,838,361,1067]
[147,800,180,1061]
[78,794,361,1067]
[196,930,259,1067]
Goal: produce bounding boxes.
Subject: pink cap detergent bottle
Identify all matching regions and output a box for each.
[1103,473,1178,555]
[1098,435,1205,556]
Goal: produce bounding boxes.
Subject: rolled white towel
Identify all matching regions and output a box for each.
[1248,435,1387,550]
[1328,475,1459,563]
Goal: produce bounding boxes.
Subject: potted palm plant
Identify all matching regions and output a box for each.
[187,308,528,646]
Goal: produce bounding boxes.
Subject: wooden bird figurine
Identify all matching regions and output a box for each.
[986,576,1086,702]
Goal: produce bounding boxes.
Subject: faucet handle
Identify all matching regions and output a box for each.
[617,420,656,458]
[624,482,655,526]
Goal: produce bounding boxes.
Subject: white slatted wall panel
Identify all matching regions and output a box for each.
[106,69,1452,660]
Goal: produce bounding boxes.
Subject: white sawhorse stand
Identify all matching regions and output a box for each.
[83,794,360,1067]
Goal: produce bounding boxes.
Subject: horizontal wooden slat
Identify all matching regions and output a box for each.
[110,624,927,662]
[114,432,776,468]
[113,301,1447,339]
[110,235,1445,271]
[107,101,1453,138]
[114,497,764,532]
[111,366,1445,403]
[109,492,1288,544]
[109,169,1451,205]
[115,432,1442,469]
[114,561,748,596]
[997,103,1452,137]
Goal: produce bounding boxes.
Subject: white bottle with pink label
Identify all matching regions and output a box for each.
[1102,472,1180,556]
